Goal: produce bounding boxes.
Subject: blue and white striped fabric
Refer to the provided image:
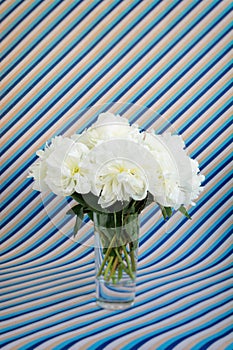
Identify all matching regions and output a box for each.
[1,0,232,349]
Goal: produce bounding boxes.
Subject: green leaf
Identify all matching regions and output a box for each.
[159,204,168,220]
[134,194,149,214]
[66,204,83,216]
[73,206,84,237]
[71,192,87,207]
[130,240,138,251]
[86,211,94,221]
[178,205,192,219]
[165,206,173,218]
[144,192,154,209]
[158,204,173,220]
[123,199,136,215]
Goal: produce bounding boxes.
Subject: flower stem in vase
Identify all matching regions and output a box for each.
[118,263,123,281]
[129,242,137,272]
[108,256,119,281]
[121,243,134,280]
[114,247,134,280]
[104,255,114,279]
[97,234,116,277]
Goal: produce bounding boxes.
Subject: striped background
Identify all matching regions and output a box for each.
[1,0,232,349]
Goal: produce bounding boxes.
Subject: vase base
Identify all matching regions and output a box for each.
[96,299,134,310]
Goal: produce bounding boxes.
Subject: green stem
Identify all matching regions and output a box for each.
[118,263,123,281]
[129,249,136,272]
[97,234,115,277]
[121,243,134,278]
[104,255,114,279]
[108,256,118,281]
[114,248,134,280]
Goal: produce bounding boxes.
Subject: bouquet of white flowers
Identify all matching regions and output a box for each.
[28,112,205,285]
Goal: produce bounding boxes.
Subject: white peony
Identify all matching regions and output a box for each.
[86,138,160,209]
[28,136,64,192]
[45,138,90,196]
[142,132,204,209]
[72,112,141,149]
[28,136,91,197]
[28,113,204,215]
[96,159,148,208]
[189,158,205,205]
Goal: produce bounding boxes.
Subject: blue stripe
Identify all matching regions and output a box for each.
[0,0,24,22]
[1,0,135,98]
[1,224,231,295]
[1,0,160,130]
[204,156,231,185]
[0,240,93,270]
[41,291,232,349]
[0,278,95,312]
[1,163,36,192]
[140,199,231,267]
[200,135,231,169]
[1,1,225,169]
[192,119,231,159]
[0,266,94,296]
[125,25,232,107]
[130,44,231,131]
[1,0,45,40]
[4,0,223,149]
[1,189,39,219]
[138,237,232,285]
[0,255,94,279]
[158,321,233,350]
[0,274,94,303]
[88,0,224,106]
[1,0,103,82]
[0,266,231,333]
[1,1,77,58]
[1,279,231,346]
[141,229,232,278]
[161,60,232,120]
[1,183,229,274]
[0,298,97,335]
[120,302,232,350]
[142,57,232,130]
[1,191,65,231]
[88,1,228,107]
[192,326,233,350]
[186,98,232,147]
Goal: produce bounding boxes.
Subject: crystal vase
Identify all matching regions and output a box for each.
[94,211,139,310]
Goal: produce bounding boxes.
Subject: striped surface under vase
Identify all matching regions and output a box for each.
[1,1,232,349]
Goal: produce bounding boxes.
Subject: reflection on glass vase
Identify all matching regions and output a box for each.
[94,211,139,310]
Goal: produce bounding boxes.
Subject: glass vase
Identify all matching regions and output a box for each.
[94,211,139,310]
